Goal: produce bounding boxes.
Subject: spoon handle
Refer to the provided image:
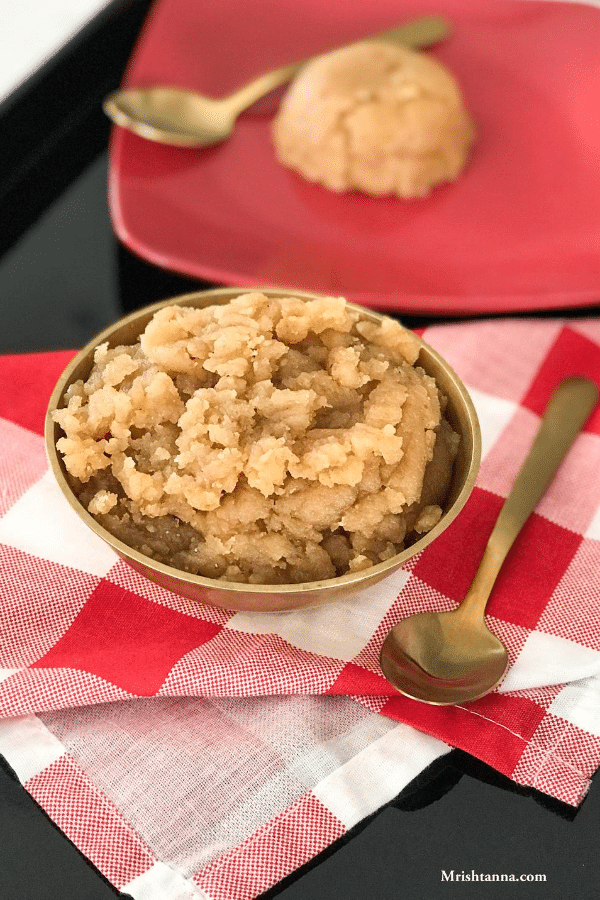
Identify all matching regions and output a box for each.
[227,16,451,113]
[460,377,599,618]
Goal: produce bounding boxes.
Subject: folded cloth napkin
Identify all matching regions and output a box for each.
[1,317,600,900]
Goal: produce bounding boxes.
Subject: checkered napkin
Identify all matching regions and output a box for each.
[1,317,600,900]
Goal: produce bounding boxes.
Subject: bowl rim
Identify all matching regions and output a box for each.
[45,287,482,596]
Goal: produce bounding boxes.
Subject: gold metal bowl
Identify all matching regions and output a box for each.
[45,287,481,612]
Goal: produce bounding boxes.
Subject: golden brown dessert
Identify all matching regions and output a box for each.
[53,292,459,584]
[272,41,475,198]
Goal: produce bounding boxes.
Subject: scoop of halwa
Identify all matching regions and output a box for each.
[53,293,459,584]
[271,41,475,198]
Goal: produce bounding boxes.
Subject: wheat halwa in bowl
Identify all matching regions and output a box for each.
[46,288,480,611]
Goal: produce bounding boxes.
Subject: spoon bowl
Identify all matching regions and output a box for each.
[103,16,451,147]
[380,377,599,706]
[380,609,509,705]
[104,87,237,147]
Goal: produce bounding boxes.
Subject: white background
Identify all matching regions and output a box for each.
[0,0,114,103]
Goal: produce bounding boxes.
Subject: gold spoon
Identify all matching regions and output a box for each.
[103,15,450,147]
[380,376,599,706]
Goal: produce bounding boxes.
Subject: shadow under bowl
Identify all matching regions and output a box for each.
[45,287,481,612]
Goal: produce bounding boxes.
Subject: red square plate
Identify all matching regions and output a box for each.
[108,0,600,315]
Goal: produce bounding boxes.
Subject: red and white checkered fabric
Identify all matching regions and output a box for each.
[1,319,600,900]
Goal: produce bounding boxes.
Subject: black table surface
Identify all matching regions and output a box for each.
[1,2,599,898]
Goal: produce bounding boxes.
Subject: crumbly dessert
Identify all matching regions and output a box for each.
[53,292,459,584]
[271,41,475,198]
